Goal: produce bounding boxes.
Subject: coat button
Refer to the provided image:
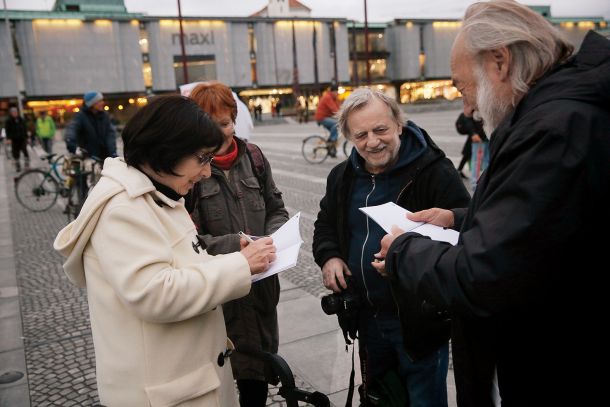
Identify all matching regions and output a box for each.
[217,352,225,367]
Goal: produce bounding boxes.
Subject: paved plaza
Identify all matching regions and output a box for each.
[1,107,466,406]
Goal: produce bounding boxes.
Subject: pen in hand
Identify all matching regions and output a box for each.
[238,231,255,243]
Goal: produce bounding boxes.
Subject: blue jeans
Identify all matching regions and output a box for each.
[361,315,448,407]
[318,117,338,142]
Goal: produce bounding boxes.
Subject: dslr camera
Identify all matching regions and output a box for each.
[321,279,361,342]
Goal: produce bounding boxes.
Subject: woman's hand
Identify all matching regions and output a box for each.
[240,237,276,275]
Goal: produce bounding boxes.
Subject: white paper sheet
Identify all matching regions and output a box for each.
[359,202,459,245]
[252,212,303,282]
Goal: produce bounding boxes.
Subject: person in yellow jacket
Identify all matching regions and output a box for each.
[35,110,56,154]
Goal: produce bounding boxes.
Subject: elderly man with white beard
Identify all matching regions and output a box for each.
[373,1,610,406]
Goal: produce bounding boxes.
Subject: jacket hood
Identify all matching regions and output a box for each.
[53,158,176,287]
[515,31,610,118]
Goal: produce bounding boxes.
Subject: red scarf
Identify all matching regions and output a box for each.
[213,138,238,170]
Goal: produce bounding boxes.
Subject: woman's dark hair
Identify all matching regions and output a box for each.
[122,95,223,175]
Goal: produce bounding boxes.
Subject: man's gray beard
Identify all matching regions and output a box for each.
[474,67,513,137]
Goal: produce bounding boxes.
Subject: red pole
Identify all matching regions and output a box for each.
[364,0,370,85]
[177,0,189,84]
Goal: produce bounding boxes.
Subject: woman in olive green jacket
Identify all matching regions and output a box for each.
[189,82,289,407]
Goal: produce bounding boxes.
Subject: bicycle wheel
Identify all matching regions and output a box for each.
[14,169,60,212]
[51,154,66,182]
[302,135,329,164]
[66,174,88,221]
[343,138,354,157]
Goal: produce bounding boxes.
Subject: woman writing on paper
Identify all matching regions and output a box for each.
[54,96,276,406]
[188,82,289,406]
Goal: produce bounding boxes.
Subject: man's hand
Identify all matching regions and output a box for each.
[471,134,482,143]
[407,208,454,228]
[322,257,351,293]
[241,237,276,275]
[372,225,404,277]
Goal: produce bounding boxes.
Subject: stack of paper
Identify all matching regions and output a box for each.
[359,202,459,245]
[252,212,303,282]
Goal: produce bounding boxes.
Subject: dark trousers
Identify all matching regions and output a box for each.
[11,138,29,161]
[237,379,268,407]
[360,315,449,407]
[457,137,472,172]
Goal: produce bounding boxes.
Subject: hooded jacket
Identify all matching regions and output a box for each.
[313,122,470,359]
[54,157,252,406]
[386,31,610,406]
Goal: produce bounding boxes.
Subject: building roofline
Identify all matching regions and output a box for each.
[139,15,348,23]
[2,9,143,20]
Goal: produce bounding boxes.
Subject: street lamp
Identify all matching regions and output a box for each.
[177,0,189,84]
[364,0,370,85]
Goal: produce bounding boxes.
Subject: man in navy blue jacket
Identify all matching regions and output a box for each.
[313,88,470,406]
[70,91,117,159]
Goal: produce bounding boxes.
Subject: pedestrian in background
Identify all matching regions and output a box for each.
[315,86,340,156]
[189,82,289,407]
[314,88,470,406]
[4,107,29,172]
[375,1,610,405]
[71,91,117,159]
[454,112,472,178]
[454,112,488,188]
[54,95,277,406]
[36,110,56,154]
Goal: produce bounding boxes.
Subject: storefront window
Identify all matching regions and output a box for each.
[173,55,217,87]
[143,62,153,88]
[350,59,387,82]
[351,31,386,52]
[399,80,460,104]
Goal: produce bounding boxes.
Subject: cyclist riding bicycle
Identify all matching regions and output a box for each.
[315,85,340,157]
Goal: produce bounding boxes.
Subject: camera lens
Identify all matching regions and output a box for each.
[321,293,341,315]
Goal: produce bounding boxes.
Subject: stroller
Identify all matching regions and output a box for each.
[236,347,330,407]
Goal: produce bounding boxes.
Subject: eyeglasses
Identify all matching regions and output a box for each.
[194,152,214,166]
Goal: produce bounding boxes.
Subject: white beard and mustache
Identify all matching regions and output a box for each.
[474,66,514,137]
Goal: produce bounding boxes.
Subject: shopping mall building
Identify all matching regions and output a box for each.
[0,0,607,124]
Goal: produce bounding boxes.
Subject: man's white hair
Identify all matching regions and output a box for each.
[460,0,573,102]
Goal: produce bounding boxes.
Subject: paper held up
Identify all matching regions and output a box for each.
[359,202,459,245]
[252,212,303,282]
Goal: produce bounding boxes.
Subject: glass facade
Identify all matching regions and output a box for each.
[173,56,217,87]
[399,80,459,104]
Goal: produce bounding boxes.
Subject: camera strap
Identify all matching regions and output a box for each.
[345,341,356,407]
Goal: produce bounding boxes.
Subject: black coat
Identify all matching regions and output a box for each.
[313,125,470,359]
[5,115,28,141]
[72,106,117,159]
[386,31,610,406]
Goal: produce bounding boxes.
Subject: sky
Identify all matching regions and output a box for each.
[5,0,610,22]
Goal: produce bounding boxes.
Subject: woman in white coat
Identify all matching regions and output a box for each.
[54,95,276,406]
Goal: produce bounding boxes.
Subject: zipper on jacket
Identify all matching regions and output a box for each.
[359,175,376,307]
[395,179,413,203]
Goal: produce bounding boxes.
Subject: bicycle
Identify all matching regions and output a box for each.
[14,151,102,221]
[301,125,354,164]
[64,153,103,221]
[14,153,68,212]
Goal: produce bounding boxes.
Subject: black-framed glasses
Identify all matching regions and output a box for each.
[194,152,214,166]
